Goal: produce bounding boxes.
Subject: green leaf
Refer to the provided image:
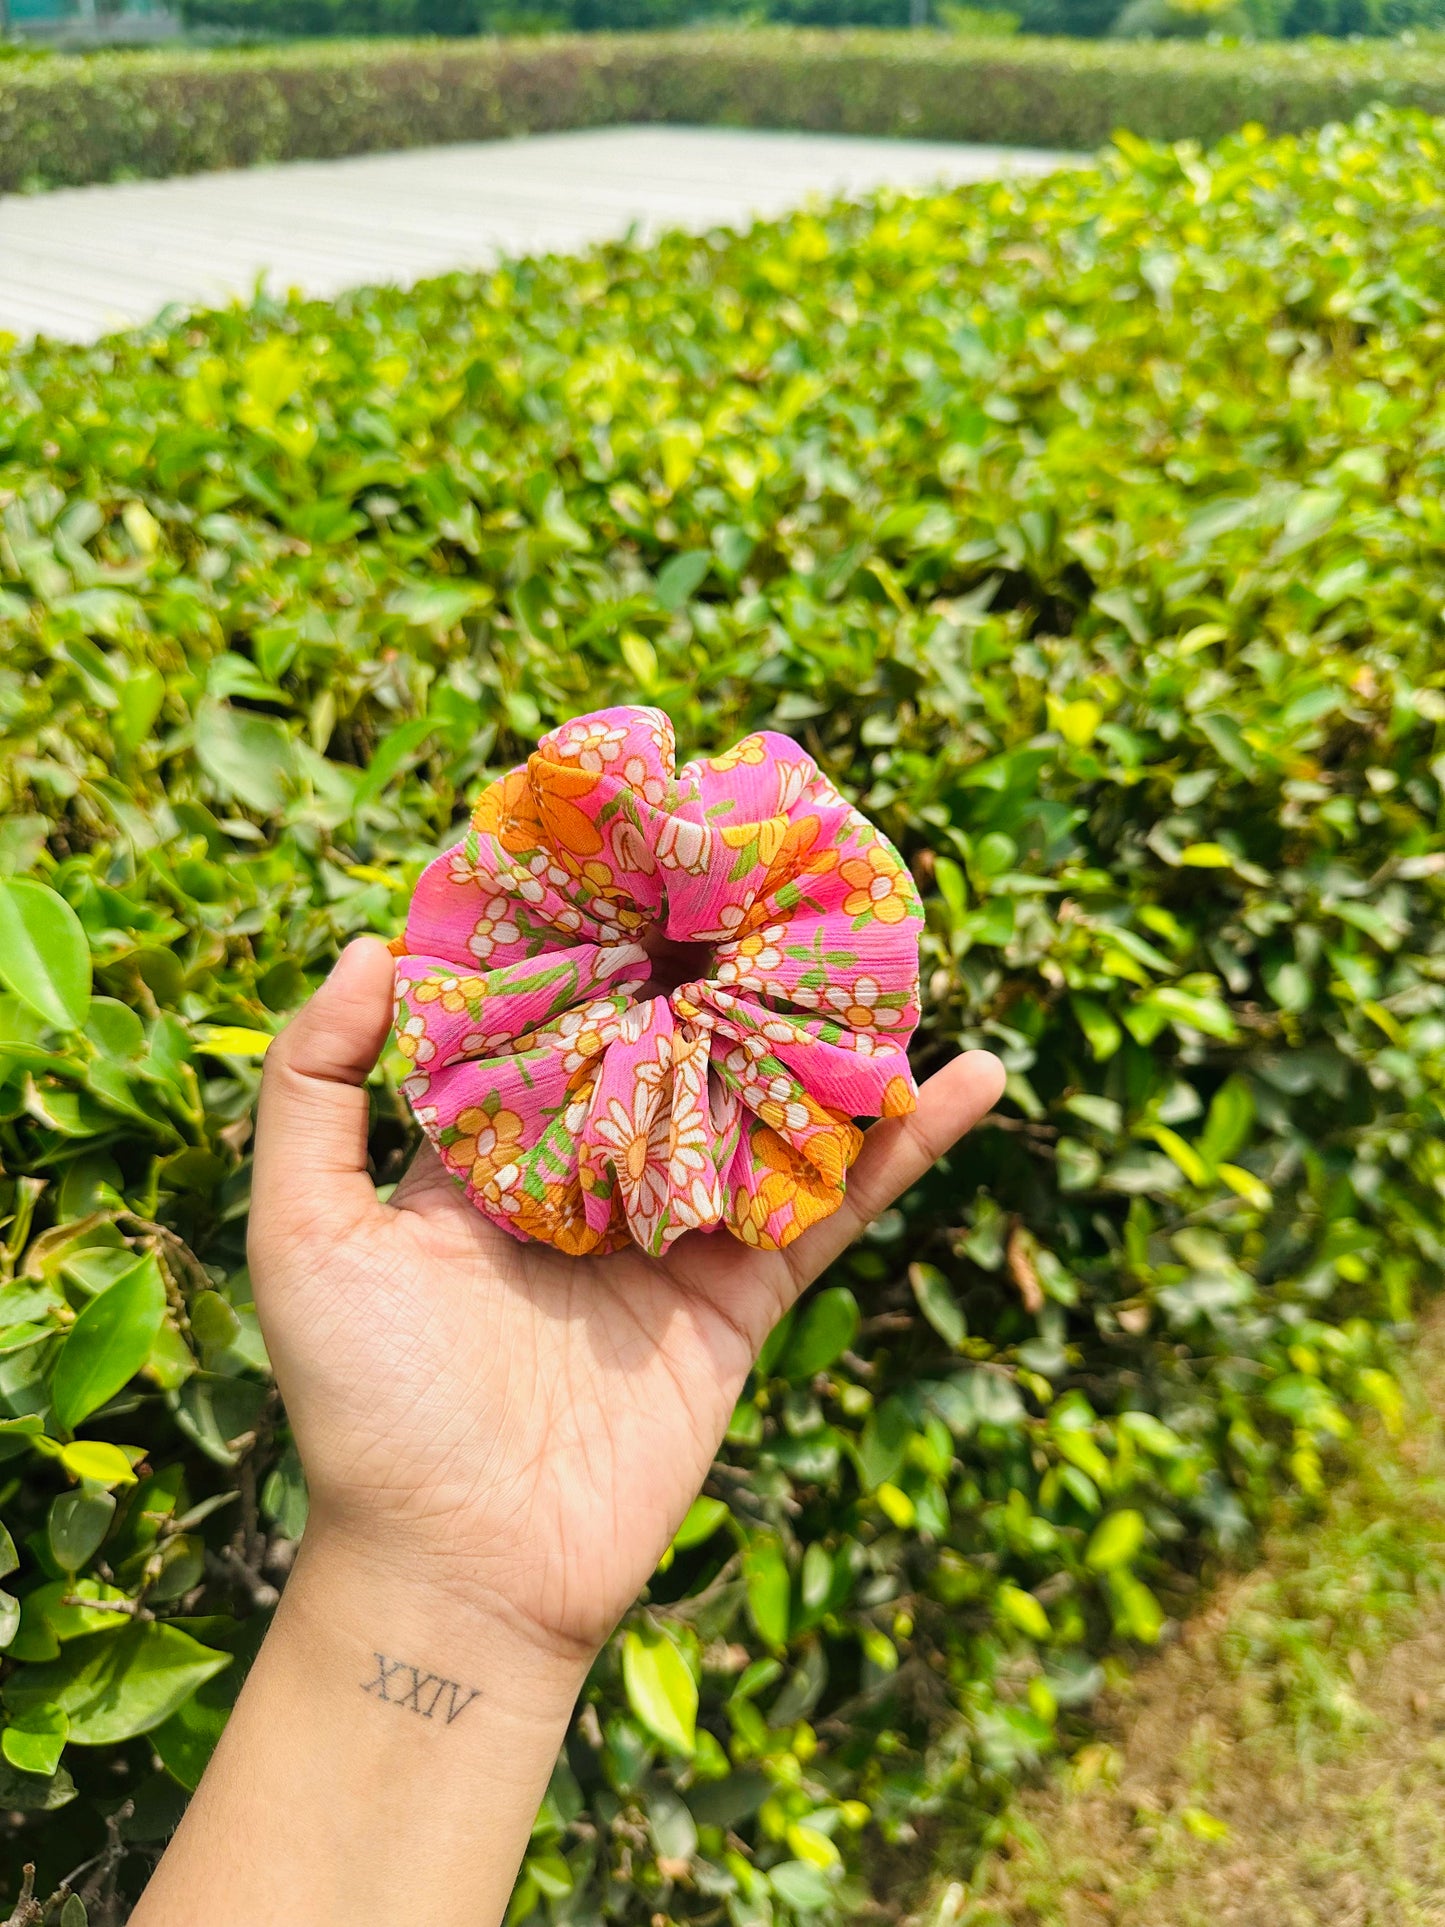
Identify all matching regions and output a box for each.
[193,698,296,815]
[4,1623,230,1745]
[1198,1075,1255,1167]
[196,1026,275,1060]
[1138,986,1238,1043]
[1148,1125,1210,1189]
[387,581,490,631]
[84,997,145,1061]
[909,1263,967,1348]
[0,1521,17,1582]
[769,1859,837,1911]
[787,1821,841,1869]
[260,1441,309,1541]
[621,1623,696,1757]
[1181,1804,1231,1843]
[1085,1508,1147,1572]
[150,1612,267,1792]
[115,665,165,754]
[801,1540,833,1612]
[352,715,435,812]
[671,1496,729,1552]
[526,1850,575,1900]
[52,1254,167,1433]
[189,1290,243,1356]
[59,1442,139,1489]
[857,1395,912,1491]
[2,1703,68,1776]
[0,1758,75,1811]
[48,1489,116,1571]
[743,1536,791,1649]
[170,1372,269,1467]
[655,549,712,611]
[778,1287,859,1379]
[1357,1367,1405,1438]
[20,1579,131,1644]
[996,1583,1050,1640]
[1071,994,1122,1062]
[0,880,91,1032]
[1108,1570,1165,1644]
[61,1897,88,1927]
[754,1304,796,1378]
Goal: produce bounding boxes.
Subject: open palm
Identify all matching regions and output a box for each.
[248,938,1004,1661]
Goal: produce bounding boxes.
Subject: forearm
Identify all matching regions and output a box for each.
[132,1534,590,1926]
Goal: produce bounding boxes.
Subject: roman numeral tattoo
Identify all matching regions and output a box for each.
[360,1653,481,1727]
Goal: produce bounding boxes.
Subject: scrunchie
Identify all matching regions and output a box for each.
[391,706,923,1257]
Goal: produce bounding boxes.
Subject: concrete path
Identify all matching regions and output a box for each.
[0,125,1074,345]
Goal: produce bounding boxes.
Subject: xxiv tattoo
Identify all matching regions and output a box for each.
[360,1653,481,1726]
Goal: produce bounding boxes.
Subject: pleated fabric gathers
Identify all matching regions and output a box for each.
[391,705,924,1257]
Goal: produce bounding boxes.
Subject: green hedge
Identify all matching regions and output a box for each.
[4,104,1445,1920]
[169,0,1445,40]
[5,30,1445,192]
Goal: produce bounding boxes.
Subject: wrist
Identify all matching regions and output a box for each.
[280,1524,597,1726]
[136,1520,593,1927]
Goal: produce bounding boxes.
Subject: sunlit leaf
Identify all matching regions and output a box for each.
[51,1255,167,1433]
[621,1623,697,1757]
[0,880,90,1032]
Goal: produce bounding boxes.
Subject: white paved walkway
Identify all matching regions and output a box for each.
[0,125,1074,344]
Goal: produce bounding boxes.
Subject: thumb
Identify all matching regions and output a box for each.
[251,938,396,1239]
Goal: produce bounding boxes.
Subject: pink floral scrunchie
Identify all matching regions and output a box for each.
[391,705,923,1257]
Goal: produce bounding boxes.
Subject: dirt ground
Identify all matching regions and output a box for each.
[918,1320,1445,1927]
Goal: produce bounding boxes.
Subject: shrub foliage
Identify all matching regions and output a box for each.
[2,106,1445,1921]
[5,31,1445,193]
[168,0,1445,44]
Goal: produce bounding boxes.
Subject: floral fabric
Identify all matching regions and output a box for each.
[392,706,923,1257]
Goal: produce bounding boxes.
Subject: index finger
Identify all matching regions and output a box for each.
[781,1050,1006,1292]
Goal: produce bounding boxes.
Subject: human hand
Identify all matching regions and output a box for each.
[134,942,1002,1927]
[248,937,1005,1667]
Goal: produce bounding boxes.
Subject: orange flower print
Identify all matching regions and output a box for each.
[575,860,649,937]
[796,1115,862,1185]
[761,1167,840,1245]
[741,813,839,922]
[532,762,605,859]
[840,843,913,924]
[471,767,543,855]
[752,1127,846,1245]
[448,1103,526,1197]
[731,1183,778,1249]
[719,816,786,869]
[881,1075,917,1119]
[514,1177,608,1254]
